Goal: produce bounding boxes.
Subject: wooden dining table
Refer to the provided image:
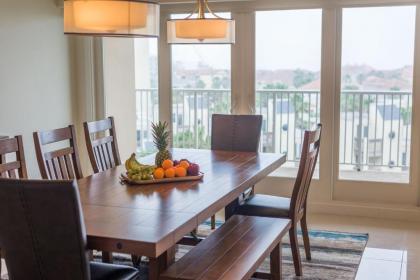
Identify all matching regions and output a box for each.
[77,149,286,279]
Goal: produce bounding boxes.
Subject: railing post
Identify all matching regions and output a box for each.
[356,94,363,171]
[194,91,198,149]
[272,93,277,153]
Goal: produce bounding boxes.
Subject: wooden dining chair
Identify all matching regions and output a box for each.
[84,117,126,264]
[83,116,121,174]
[33,125,83,180]
[0,135,28,276]
[0,178,139,280]
[235,124,322,277]
[210,114,263,229]
[0,136,28,179]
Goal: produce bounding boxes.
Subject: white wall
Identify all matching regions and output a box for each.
[103,38,137,162]
[0,0,74,178]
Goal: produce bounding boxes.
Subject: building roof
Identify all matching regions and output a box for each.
[276,100,295,114]
[377,105,401,121]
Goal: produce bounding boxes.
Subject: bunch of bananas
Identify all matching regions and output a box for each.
[125,153,156,181]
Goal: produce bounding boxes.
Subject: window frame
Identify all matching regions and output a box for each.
[158,1,420,206]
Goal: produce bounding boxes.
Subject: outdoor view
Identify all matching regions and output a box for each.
[170,13,231,149]
[135,38,159,155]
[256,9,322,176]
[135,7,415,182]
[339,6,415,183]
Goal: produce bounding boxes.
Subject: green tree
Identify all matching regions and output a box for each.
[293,69,315,88]
[212,77,222,89]
[196,79,206,89]
[263,83,288,90]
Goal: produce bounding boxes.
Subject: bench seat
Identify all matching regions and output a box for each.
[160,215,291,280]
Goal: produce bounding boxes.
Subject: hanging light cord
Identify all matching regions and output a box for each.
[185,0,225,20]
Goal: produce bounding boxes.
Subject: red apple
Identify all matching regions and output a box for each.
[187,163,200,176]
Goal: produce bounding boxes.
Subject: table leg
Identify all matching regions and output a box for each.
[101,252,113,263]
[270,243,282,280]
[224,197,239,221]
[149,246,176,280]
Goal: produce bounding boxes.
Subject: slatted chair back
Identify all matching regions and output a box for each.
[211,114,263,152]
[0,136,28,179]
[290,124,322,218]
[0,179,90,280]
[33,125,83,180]
[83,117,121,173]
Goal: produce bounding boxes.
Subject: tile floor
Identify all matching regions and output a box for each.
[309,214,420,280]
[1,213,419,279]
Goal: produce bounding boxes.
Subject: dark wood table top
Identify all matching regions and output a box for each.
[78,149,286,258]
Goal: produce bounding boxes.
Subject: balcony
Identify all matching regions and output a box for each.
[136,88,412,182]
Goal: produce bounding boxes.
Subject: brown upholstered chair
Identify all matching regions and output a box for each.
[83,117,121,174]
[0,135,28,276]
[0,179,139,280]
[33,125,83,180]
[210,114,263,229]
[235,124,322,276]
[211,114,263,152]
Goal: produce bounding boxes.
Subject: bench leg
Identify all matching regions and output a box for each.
[270,243,282,280]
[289,226,303,276]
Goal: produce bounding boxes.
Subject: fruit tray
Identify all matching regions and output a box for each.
[120,172,204,186]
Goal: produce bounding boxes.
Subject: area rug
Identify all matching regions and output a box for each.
[94,221,369,280]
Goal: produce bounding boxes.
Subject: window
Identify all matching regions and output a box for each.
[171,13,232,149]
[339,6,416,183]
[255,9,322,176]
[135,38,159,155]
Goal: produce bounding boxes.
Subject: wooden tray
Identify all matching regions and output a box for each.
[120,172,204,186]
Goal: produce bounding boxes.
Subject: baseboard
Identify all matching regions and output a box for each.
[309,200,420,222]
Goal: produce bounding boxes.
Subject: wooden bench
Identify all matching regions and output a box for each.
[160,215,291,280]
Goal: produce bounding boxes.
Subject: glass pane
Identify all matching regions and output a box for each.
[171,13,231,149]
[339,6,416,183]
[255,9,322,177]
[135,38,159,156]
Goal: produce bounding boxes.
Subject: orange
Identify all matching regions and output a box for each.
[175,166,187,177]
[179,160,190,170]
[162,159,174,170]
[153,168,165,180]
[164,168,176,178]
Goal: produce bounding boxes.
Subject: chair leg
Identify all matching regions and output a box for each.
[289,225,302,276]
[131,255,142,266]
[270,243,282,280]
[211,215,216,230]
[102,251,113,263]
[301,215,312,261]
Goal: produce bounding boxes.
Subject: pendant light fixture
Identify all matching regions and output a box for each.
[167,0,235,44]
[64,0,160,38]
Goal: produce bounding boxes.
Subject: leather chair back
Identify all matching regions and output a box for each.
[0,179,90,280]
[211,114,263,152]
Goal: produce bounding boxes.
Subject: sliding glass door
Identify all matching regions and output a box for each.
[255,9,322,176]
[338,6,416,184]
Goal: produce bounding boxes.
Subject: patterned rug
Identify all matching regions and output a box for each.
[0,221,368,280]
[95,221,368,280]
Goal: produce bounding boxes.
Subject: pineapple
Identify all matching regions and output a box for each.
[152,121,172,167]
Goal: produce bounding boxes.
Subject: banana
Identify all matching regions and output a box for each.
[125,153,157,181]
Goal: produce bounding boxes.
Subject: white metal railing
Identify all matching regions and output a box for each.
[136,89,412,170]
